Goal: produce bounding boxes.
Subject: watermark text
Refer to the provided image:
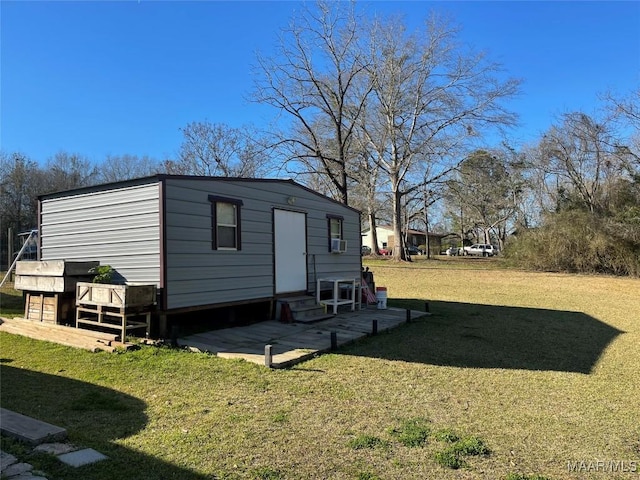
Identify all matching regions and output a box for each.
[568,459,638,473]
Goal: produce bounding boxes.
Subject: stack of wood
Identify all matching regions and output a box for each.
[0,317,130,352]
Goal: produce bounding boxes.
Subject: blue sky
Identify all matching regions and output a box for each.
[2,1,639,165]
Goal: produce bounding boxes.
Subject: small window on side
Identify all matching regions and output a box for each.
[209,195,243,250]
[327,214,343,251]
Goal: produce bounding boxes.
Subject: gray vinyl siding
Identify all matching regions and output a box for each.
[39,175,361,312]
[163,178,361,310]
[164,179,272,309]
[39,183,161,285]
[308,211,362,281]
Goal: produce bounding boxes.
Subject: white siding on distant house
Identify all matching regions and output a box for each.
[40,183,161,285]
[362,226,393,250]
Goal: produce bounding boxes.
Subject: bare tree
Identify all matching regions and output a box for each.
[605,88,640,178]
[360,14,520,260]
[0,152,40,235]
[98,154,163,183]
[42,151,98,192]
[253,0,371,204]
[536,112,622,214]
[171,121,270,178]
[606,87,640,124]
[1,153,44,266]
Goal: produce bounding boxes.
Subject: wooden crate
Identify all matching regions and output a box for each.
[25,292,75,324]
[76,282,156,309]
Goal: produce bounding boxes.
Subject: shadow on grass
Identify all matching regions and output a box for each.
[346,299,623,374]
[0,366,212,479]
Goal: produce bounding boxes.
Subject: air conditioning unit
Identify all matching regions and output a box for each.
[331,238,347,253]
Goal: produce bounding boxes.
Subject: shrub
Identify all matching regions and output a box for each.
[503,210,640,276]
[433,434,490,469]
[434,449,464,469]
[89,265,115,284]
[389,418,430,447]
[449,436,490,456]
[433,428,460,443]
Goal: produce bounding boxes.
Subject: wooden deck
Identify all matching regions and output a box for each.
[0,307,429,368]
[180,306,428,368]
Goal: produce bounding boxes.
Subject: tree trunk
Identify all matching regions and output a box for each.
[424,189,431,259]
[368,211,380,254]
[339,165,348,205]
[391,184,406,261]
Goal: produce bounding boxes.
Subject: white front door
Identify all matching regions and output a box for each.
[274,209,307,294]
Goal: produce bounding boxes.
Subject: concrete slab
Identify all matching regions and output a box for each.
[276,339,325,350]
[180,307,428,368]
[2,461,33,477]
[0,409,67,446]
[0,450,18,470]
[57,448,107,467]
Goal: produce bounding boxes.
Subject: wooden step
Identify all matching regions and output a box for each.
[0,323,116,352]
[0,317,118,342]
[277,296,318,309]
[290,305,332,322]
[0,317,129,352]
[277,296,333,323]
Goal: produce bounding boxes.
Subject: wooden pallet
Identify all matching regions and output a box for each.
[0,316,133,352]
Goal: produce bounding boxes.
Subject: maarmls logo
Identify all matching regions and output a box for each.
[567,460,638,473]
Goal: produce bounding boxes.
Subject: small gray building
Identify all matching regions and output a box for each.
[38,175,362,325]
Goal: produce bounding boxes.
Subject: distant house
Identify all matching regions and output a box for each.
[38,175,362,333]
[361,225,445,255]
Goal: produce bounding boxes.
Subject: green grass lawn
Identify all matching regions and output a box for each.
[0,274,25,317]
[1,259,639,480]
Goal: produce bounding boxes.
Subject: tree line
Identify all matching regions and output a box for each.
[1,1,638,275]
[0,121,271,268]
[442,93,639,277]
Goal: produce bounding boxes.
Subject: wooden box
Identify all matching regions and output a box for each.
[15,260,99,293]
[76,282,156,309]
[25,292,75,324]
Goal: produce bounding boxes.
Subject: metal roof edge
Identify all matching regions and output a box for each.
[37,174,361,214]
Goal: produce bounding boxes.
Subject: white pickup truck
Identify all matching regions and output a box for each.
[463,244,497,257]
